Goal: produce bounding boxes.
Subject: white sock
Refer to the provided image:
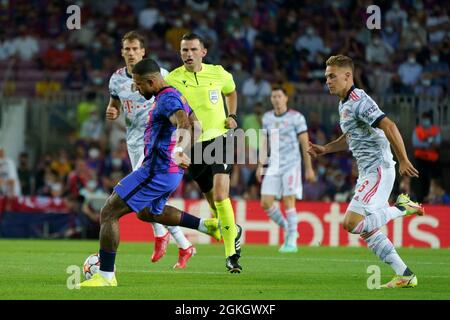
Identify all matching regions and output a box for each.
[265,204,288,230]
[363,229,407,275]
[152,222,168,237]
[285,208,298,234]
[99,270,115,280]
[167,226,191,249]
[198,219,207,233]
[352,206,404,234]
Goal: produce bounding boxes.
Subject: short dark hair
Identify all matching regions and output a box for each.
[326,55,355,73]
[132,58,160,76]
[181,32,206,47]
[271,86,287,96]
[122,31,146,48]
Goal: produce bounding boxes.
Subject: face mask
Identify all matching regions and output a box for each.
[430,55,439,63]
[174,19,183,28]
[89,148,100,159]
[318,166,326,176]
[421,79,431,86]
[51,183,62,193]
[233,63,242,71]
[422,119,431,127]
[93,77,103,85]
[322,47,331,54]
[87,180,97,190]
[56,43,65,50]
[306,27,314,36]
[408,57,416,64]
[182,13,190,22]
[112,158,122,167]
[373,38,381,45]
[411,22,419,30]
[386,26,393,33]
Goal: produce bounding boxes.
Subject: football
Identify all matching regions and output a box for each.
[83,253,100,280]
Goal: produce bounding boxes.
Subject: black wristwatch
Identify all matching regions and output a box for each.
[228,114,238,122]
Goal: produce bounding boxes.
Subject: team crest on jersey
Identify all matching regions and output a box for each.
[209,90,219,104]
[341,109,349,120]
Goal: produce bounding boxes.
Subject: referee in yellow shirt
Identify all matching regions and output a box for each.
[166,33,242,273]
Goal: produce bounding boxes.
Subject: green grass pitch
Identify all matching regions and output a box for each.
[0,239,449,300]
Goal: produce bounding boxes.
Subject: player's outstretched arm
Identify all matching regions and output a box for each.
[298,132,316,182]
[307,134,348,158]
[106,97,121,120]
[377,117,419,178]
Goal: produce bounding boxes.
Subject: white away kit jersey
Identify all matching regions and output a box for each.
[108,66,169,148]
[338,86,395,175]
[262,109,307,173]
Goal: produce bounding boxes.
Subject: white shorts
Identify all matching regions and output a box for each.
[347,166,395,216]
[261,163,303,199]
[128,145,145,171]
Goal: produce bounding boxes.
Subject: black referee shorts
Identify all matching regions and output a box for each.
[188,131,234,194]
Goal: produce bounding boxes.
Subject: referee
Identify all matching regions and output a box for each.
[166,33,242,273]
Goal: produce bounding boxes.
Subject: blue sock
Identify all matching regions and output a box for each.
[99,249,116,272]
[179,211,200,230]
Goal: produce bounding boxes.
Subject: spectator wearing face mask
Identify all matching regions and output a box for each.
[423,50,450,92]
[101,149,130,193]
[400,17,427,51]
[366,33,393,65]
[385,1,408,30]
[398,53,423,92]
[412,111,442,202]
[79,110,104,143]
[381,21,400,50]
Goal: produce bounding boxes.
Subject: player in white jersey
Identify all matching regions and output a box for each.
[308,55,425,288]
[105,31,194,269]
[256,87,315,253]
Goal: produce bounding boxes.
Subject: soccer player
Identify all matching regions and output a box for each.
[308,55,425,288]
[256,87,316,253]
[106,31,194,268]
[164,33,242,273]
[80,58,221,287]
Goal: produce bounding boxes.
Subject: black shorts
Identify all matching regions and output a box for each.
[188,132,234,193]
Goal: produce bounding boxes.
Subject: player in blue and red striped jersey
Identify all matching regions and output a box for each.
[107,31,194,268]
[80,59,220,287]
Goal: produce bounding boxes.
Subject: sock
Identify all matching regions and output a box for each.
[265,204,288,230]
[198,218,207,233]
[351,206,404,234]
[210,206,218,219]
[167,226,191,249]
[285,208,298,234]
[99,249,116,279]
[152,222,168,237]
[179,211,201,230]
[362,229,408,276]
[215,198,237,257]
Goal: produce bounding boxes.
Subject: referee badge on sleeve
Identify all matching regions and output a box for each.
[209,90,219,104]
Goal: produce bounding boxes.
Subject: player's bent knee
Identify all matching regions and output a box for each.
[136,208,155,223]
[342,211,364,233]
[260,199,273,211]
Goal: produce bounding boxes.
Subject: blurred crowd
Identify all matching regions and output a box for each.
[0,0,448,101]
[1,0,449,214]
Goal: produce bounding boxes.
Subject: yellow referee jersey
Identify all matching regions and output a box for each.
[165,63,236,142]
